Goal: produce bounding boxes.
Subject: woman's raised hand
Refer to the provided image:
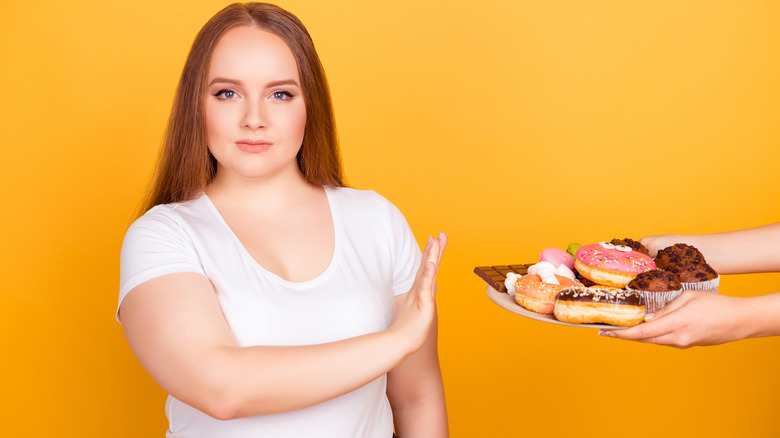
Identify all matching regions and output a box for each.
[389,232,447,358]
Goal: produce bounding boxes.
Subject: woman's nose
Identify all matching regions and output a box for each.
[241,100,267,130]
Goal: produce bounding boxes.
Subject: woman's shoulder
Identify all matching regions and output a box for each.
[327,186,396,209]
[127,194,211,236]
[327,186,408,228]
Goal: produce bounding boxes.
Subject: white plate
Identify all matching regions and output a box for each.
[485,285,630,330]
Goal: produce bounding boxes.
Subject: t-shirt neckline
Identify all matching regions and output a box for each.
[200,186,342,288]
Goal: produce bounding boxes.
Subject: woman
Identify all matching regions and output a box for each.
[118,3,448,437]
[600,223,780,348]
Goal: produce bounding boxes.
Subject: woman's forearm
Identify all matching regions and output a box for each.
[387,307,448,437]
[644,223,780,274]
[392,391,448,438]
[742,291,780,339]
[128,303,414,420]
[204,330,409,419]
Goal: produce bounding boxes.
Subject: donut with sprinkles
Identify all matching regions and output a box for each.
[574,242,656,288]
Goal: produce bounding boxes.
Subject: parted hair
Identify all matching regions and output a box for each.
[140,2,344,215]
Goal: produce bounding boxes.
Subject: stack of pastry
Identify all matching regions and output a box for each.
[476,238,719,327]
[504,240,654,326]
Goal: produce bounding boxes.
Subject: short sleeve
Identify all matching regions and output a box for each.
[377,195,422,296]
[117,207,205,320]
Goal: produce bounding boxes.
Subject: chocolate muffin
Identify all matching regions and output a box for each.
[628,270,682,292]
[676,263,718,283]
[626,269,683,313]
[654,243,706,269]
[610,238,649,256]
[653,243,719,291]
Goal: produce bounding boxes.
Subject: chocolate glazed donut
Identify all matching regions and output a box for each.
[553,287,646,326]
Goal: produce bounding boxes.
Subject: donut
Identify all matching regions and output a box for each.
[511,273,582,314]
[554,286,645,326]
[574,242,656,288]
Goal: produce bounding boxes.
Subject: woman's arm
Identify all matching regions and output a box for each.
[640,222,780,274]
[386,306,448,438]
[119,235,445,420]
[600,290,780,348]
[387,232,448,438]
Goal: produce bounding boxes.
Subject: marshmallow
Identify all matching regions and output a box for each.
[554,264,576,280]
[505,272,519,296]
[528,261,556,277]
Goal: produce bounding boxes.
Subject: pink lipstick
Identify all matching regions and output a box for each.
[236,139,272,153]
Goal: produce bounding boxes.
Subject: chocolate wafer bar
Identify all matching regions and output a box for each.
[473,264,531,292]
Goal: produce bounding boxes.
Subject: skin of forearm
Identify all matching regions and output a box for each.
[193,330,411,420]
[669,223,780,274]
[741,292,780,339]
[387,309,448,437]
[389,358,447,436]
[391,375,448,438]
[393,393,448,437]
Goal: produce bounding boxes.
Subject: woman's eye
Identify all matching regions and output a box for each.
[215,89,237,100]
[272,91,294,100]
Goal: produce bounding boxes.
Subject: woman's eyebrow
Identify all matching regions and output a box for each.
[207,78,300,88]
[265,79,300,88]
[208,77,242,87]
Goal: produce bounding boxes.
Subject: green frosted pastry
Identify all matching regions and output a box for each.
[566,243,582,257]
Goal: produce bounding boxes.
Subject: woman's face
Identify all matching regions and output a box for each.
[205,25,307,183]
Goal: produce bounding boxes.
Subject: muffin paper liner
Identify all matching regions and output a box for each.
[626,287,683,314]
[681,275,720,294]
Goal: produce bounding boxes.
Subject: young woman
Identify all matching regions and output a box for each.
[118,3,448,437]
[599,223,780,348]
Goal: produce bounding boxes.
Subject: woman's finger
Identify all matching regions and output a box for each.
[427,238,441,264]
[410,237,439,297]
[413,236,434,283]
[420,261,436,293]
[642,296,681,322]
[428,232,446,294]
[644,291,709,323]
[600,311,679,341]
[609,330,687,348]
[436,232,448,266]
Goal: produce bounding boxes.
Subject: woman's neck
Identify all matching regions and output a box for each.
[205,165,319,215]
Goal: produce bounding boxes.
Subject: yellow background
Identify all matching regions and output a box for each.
[2,0,779,436]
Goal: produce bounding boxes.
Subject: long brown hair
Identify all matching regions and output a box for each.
[140,2,344,215]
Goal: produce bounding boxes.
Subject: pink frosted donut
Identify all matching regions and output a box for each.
[575,242,656,288]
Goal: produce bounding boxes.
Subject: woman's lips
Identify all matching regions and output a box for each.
[236,139,272,153]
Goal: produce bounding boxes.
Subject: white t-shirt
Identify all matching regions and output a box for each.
[118,187,421,438]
